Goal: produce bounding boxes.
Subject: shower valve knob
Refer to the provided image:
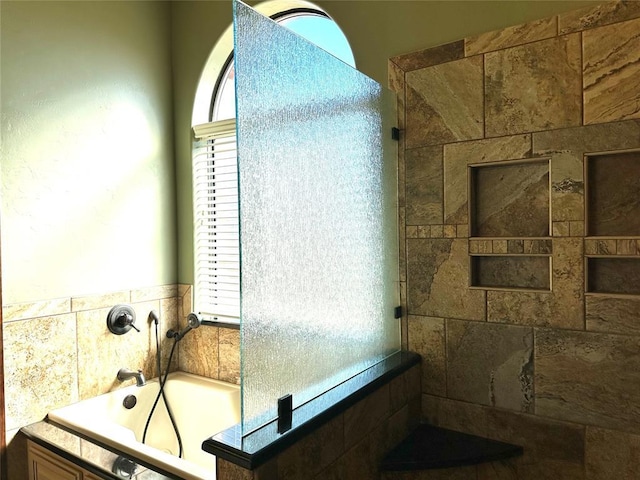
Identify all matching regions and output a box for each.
[107,304,139,335]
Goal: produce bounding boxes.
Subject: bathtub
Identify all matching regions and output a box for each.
[47,372,240,480]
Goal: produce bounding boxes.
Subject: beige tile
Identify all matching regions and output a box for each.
[443,225,456,238]
[130,284,178,302]
[71,290,129,312]
[492,240,508,254]
[552,221,570,236]
[277,414,344,480]
[485,34,582,137]
[559,0,640,34]
[417,225,430,238]
[344,385,390,450]
[390,40,465,73]
[405,145,443,225]
[550,151,584,223]
[488,291,553,327]
[569,221,585,237]
[407,239,486,321]
[421,394,489,438]
[388,58,404,94]
[405,56,483,148]
[389,364,421,415]
[485,409,584,468]
[586,426,640,480]
[466,16,557,56]
[76,300,159,398]
[3,297,71,322]
[4,314,78,429]
[219,327,240,384]
[535,328,640,431]
[430,225,443,238]
[617,239,638,255]
[179,324,220,380]
[408,316,446,396]
[584,17,640,124]
[456,224,469,238]
[507,240,524,254]
[586,295,640,335]
[446,320,534,412]
[406,225,418,239]
[444,135,532,225]
[533,119,640,155]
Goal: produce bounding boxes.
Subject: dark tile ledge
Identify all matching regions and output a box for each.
[203,350,421,470]
[380,423,524,472]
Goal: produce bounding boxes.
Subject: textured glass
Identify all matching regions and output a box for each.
[234,0,399,435]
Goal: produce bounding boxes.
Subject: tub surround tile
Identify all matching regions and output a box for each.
[535,328,640,432]
[219,327,241,384]
[586,293,640,336]
[558,0,640,34]
[388,59,404,94]
[485,34,582,137]
[130,284,178,303]
[407,316,446,396]
[583,16,640,125]
[405,56,484,148]
[4,314,79,430]
[3,297,71,322]
[407,239,486,321]
[465,16,557,56]
[585,426,640,480]
[179,323,220,380]
[71,290,130,312]
[76,301,160,399]
[390,40,465,73]
[405,146,443,225]
[443,135,532,225]
[584,239,617,255]
[446,320,533,412]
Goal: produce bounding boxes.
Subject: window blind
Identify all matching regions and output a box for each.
[192,119,239,321]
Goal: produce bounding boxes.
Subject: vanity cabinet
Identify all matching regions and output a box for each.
[28,441,105,480]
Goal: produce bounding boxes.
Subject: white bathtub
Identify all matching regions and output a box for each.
[47,372,240,480]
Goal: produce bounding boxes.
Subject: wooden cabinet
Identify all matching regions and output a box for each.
[28,441,106,480]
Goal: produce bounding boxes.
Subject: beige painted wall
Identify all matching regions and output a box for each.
[171,0,600,284]
[0,1,176,304]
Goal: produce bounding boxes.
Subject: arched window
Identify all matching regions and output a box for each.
[192,2,355,322]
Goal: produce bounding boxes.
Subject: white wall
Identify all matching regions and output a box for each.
[0,1,176,304]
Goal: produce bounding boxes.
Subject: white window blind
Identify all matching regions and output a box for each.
[192,119,239,322]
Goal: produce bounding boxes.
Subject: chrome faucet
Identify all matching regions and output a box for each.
[117,368,146,387]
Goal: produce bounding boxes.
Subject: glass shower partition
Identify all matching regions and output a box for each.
[233,0,400,436]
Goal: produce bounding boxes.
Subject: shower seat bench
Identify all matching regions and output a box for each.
[380,423,523,472]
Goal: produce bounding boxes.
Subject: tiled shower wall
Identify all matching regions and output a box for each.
[390,0,640,478]
[2,283,239,479]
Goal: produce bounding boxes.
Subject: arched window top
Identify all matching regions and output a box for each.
[192,1,355,125]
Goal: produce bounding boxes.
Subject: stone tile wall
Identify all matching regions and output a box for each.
[216,364,421,480]
[1,283,240,479]
[390,1,640,478]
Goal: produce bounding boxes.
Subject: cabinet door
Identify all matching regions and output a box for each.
[83,473,104,480]
[28,441,82,480]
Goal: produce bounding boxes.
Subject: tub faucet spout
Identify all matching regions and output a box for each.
[117,368,146,387]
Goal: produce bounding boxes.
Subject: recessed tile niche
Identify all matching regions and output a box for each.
[586,149,640,295]
[469,159,551,291]
[470,159,550,237]
[586,150,640,236]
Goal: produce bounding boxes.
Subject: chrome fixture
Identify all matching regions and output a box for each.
[117,368,146,387]
[107,304,139,335]
[166,312,202,341]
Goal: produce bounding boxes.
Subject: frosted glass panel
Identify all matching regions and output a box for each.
[234,0,399,435]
